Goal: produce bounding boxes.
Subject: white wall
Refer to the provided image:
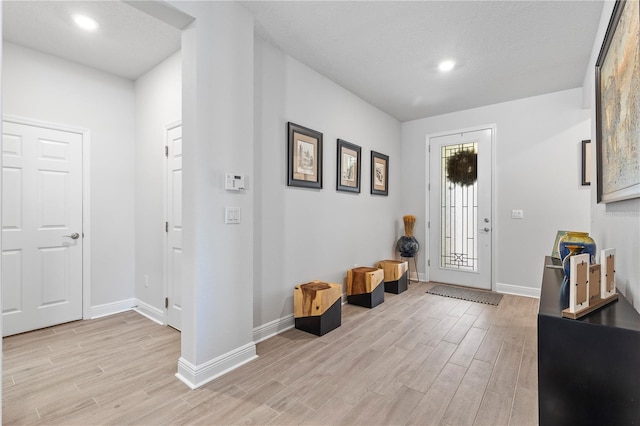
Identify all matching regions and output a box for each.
[167,1,257,388]
[2,42,136,309]
[253,38,403,336]
[402,88,591,295]
[134,51,182,319]
[584,2,640,312]
[1,10,4,421]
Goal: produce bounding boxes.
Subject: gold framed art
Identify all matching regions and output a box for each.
[595,0,640,203]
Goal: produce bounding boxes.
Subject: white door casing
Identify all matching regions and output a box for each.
[2,120,84,336]
[166,124,182,330]
[428,127,494,290]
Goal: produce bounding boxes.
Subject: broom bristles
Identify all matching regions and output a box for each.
[403,215,416,237]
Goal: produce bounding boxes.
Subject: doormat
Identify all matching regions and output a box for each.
[427,284,503,306]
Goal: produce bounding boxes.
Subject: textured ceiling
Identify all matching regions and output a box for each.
[3,1,604,122]
[243,0,604,121]
[3,0,181,80]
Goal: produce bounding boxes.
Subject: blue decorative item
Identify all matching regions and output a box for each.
[397,236,419,257]
[560,276,570,309]
[558,232,596,278]
[397,215,419,257]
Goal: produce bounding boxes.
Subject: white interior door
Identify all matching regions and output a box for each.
[428,128,493,290]
[166,124,182,330]
[2,121,83,336]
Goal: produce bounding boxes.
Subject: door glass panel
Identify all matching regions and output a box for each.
[440,142,478,272]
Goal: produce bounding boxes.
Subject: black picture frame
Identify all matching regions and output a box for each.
[581,140,591,186]
[370,151,389,196]
[595,0,640,203]
[287,122,323,189]
[336,139,361,193]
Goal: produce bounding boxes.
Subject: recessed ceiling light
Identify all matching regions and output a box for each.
[72,14,99,31]
[438,60,456,72]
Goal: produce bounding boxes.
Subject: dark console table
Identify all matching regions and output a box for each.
[538,256,640,424]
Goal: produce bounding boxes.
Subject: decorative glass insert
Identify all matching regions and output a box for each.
[440,142,478,271]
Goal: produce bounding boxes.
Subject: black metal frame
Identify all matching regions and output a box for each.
[287,122,323,189]
[370,150,389,196]
[581,140,591,186]
[336,139,361,193]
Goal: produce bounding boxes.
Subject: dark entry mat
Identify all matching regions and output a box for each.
[427,284,503,306]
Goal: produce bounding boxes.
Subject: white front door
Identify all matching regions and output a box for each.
[166,124,182,330]
[2,120,83,336]
[428,127,493,290]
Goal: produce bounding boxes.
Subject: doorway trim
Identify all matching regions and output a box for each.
[164,120,182,329]
[425,124,496,290]
[3,114,92,319]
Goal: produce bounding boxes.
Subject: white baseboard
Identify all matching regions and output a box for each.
[175,342,258,389]
[495,282,540,299]
[133,299,165,325]
[253,314,294,344]
[91,298,136,319]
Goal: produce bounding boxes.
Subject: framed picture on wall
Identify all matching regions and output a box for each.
[595,0,640,203]
[582,140,591,186]
[336,139,361,193]
[287,122,323,189]
[371,151,389,196]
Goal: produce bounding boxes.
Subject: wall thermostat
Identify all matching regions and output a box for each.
[225,173,245,191]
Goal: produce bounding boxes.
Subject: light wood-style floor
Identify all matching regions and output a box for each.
[3,281,539,425]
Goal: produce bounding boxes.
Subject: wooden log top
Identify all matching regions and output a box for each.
[294,281,342,318]
[378,260,405,265]
[377,260,408,281]
[297,282,331,292]
[347,267,384,295]
[351,267,379,274]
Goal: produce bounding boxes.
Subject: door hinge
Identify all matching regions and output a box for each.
[428,260,431,267]
[165,146,168,157]
[165,297,169,309]
[427,221,430,229]
[428,183,430,191]
[165,222,169,232]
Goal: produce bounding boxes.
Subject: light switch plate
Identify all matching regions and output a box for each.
[225,207,241,224]
[511,209,524,219]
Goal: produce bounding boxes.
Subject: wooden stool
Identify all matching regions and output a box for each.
[294,281,342,336]
[346,267,384,308]
[377,260,408,294]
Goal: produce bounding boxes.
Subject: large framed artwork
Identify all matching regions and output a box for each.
[287,122,323,189]
[595,0,640,203]
[337,139,361,193]
[371,151,389,196]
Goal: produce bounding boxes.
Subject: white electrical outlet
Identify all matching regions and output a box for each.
[144,274,149,288]
[511,209,524,219]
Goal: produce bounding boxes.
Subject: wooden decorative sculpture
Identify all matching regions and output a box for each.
[294,281,342,336]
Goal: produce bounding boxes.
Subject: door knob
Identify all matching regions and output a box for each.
[483,227,490,232]
[63,233,80,240]
[484,218,490,223]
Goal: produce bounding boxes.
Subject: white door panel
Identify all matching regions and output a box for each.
[166,124,182,330]
[2,121,83,336]
[429,128,493,290]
